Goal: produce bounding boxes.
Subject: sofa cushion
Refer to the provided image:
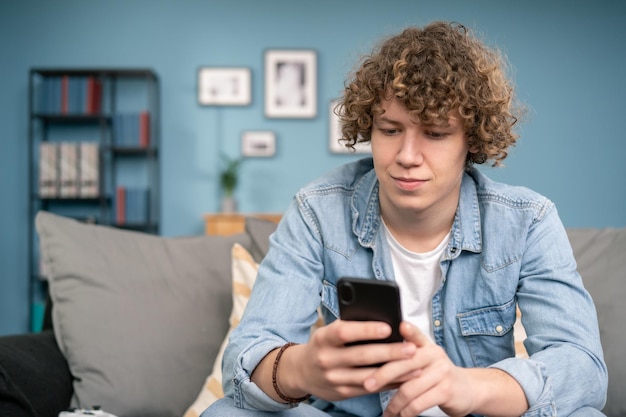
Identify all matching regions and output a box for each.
[35,211,252,417]
[183,243,260,417]
[567,228,626,416]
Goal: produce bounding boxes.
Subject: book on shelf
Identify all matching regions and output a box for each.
[38,142,58,198]
[85,76,103,114]
[127,187,149,224]
[79,142,99,198]
[40,76,62,114]
[59,142,79,197]
[38,75,102,115]
[61,76,69,114]
[115,186,149,225]
[116,186,126,225]
[38,141,100,198]
[113,111,150,148]
[139,111,150,147]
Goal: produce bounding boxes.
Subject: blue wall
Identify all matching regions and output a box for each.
[1,0,625,335]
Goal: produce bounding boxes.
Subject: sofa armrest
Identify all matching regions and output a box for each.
[0,330,73,417]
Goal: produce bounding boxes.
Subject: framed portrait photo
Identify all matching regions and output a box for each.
[329,100,371,154]
[198,67,251,106]
[264,49,317,118]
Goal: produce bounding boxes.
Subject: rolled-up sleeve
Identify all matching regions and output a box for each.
[221,201,325,411]
[227,339,295,411]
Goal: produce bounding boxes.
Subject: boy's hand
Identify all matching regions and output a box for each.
[281,319,416,401]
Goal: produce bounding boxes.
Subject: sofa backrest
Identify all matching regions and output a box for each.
[567,227,626,416]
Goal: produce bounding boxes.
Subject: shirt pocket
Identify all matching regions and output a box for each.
[457,298,517,367]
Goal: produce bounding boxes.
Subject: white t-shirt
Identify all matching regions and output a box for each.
[382,222,450,417]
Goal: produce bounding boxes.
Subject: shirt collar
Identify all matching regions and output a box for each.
[447,168,482,259]
[351,159,381,248]
[350,158,483,256]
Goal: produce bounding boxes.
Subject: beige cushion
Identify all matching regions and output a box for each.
[513,307,527,358]
[183,243,259,417]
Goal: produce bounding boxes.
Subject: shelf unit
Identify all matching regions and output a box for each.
[27,68,160,331]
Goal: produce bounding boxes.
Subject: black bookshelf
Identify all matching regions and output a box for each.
[27,68,160,331]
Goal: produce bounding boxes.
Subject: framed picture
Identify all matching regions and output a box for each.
[198,67,251,106]
[264,50,317,118]
[241,131,276,157]
[329,100,371,154]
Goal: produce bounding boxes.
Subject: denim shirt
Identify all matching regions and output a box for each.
[222,158,607,417]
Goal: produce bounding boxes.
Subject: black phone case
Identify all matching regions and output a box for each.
[337,277,403,344]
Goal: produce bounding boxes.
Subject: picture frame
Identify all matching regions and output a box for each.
[329,100,371,154]
[264,49,317,118]
[241,130,276,157]
[198,67,251,106]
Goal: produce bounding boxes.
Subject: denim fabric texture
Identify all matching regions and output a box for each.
[221,157,607,417]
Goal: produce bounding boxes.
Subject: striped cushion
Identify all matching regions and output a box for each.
[514,307,528,358]
[183,243,259,417]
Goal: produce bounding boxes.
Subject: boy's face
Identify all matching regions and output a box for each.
[371,96,469,222]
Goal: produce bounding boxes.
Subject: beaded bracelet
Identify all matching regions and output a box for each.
[272,342,312,404]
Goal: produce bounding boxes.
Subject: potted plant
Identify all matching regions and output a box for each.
[219,153,241,213]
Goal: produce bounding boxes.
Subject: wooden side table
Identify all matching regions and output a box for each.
[204,213,282,236]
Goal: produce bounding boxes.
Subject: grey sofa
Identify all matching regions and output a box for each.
[0,211,624,417]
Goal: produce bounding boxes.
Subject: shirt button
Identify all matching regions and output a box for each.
[433,319,441,327]
[495,325,504,333]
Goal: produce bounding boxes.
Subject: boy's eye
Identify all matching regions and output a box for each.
[425,130,447,139]
[382,128,399,135]
[374,125,400,135]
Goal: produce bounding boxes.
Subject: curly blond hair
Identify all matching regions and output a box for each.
[338,21,523,166]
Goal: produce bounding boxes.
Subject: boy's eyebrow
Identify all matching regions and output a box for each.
[375,113,456,128]
[431,120,452,128]
[374,115,401,124]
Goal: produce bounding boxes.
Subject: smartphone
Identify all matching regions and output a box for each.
[337,277,403,345]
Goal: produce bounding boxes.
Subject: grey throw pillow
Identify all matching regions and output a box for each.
[36,211,251,417]
[567,227,626,416]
